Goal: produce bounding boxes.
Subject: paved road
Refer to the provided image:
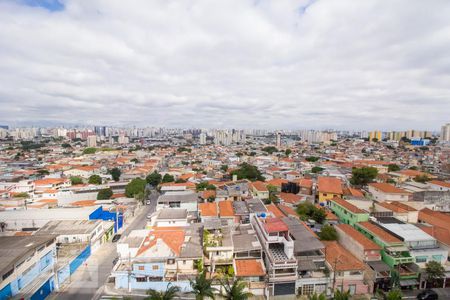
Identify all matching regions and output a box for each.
[51,192,159,300]
[403,288,450,299]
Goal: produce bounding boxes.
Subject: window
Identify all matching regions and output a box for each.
[416,256,427,263]
[138,266,145,271]
[182,260,186,265]
[323,193,327,197]
[136,277,147,282]
[349,271,361,275]
[301,284,314,295]
[2,268,13,280]
[167,259,175,264]
[432,255,443,262]
[152,265,159,270]
[348,284,356,295]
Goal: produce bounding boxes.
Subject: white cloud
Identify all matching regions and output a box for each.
[0,0,449,130]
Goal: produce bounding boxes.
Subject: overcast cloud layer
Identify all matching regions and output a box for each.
[0,0,450,130]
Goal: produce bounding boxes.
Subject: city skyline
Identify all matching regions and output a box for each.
[0,0,450,130]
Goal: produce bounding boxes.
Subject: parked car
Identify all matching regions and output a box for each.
[112,234,121,242]
[417,289,438,300]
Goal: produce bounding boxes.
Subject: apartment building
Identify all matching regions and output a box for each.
[317,177,343,205]
[368,183,410,202]
[328,197,369,226]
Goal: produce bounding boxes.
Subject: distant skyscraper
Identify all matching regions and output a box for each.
[87,135,97,147]
[0,125,8,130]
[369,131,382,141]
[276,132,281,148]
[441,123,450,142]
[199,132,207,145]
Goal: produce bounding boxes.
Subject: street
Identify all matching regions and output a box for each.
[50,191,158,300]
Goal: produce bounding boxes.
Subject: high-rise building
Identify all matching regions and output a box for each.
[368,131,382,141]
[276,132,281,148]
[87,135,97,147]
[199,132,207,145]
[441,123,450,142]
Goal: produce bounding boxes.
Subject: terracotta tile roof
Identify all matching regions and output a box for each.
[429,180,450,188]
[266,204,284,218]
[330,197,366,214]
[277,204,298,217]
[201,190,216,199]
[418,225,450,246]
[348,188,364,197]
[179,173,195,180]
[279,192,302,204]
[336,224,381,251]
[293,178,313,188]
[263,217,288,233]
[265,178,288,187]
[218,200,234,217]
[72,200,97,207]
[379,201,417,213]
[37,199,57,204]
[199,202,218,217]
[368,183,410,194]
[396,169,429,177]
[318,177,343,194]
[252,181,268,192]
[34,178,68,186]
[353,160,393,166]
[137,228,185,257]
[419,208,450,227]
[235,259,265,277]
[324,241,366,271]
[357,221,401,244]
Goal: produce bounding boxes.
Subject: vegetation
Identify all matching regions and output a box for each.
[88,174,102,185]
[230,163,265,181]
[196,182,216,191]
[267,184,278,203]
[177,147,191,153]
[425,260,445,287]
[131,158,139,163]
[219,278,253,300]
[414,174,431,183]
[146,171,162,187]
[82,147,97,154]
[311,166,324,173]
[388,164,401,172]
[37,169,50,176]
[262,146,278,154]
[305,156,320,162]
[221,164,228,172]
[162,173,175,183]
[385,289,402,300]
[125,178,146,198]
[350,167,378,186]
[175,178,186,183]
[409,166,418,170]
[97,188,113,200]
[332,289,351,300]
[145,283,180,300]
[109,167,121,182]
[189,271,216,300]
[70,176,83,185]
[61,143,71,148]
[318,225,338,241]
[308,293,326,300]
[13,192,29,198]
[296,202,327,224]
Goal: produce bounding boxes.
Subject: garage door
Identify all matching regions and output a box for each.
[274,282,296,296]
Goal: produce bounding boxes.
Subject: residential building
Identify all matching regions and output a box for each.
[328,197,369,226]
[317,177,343,205]
[156,191,198,212]
[440,123,450,142]
[368,183,410,202]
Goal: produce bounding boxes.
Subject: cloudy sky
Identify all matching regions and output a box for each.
[0,0,449,130]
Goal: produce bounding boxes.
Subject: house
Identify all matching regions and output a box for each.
[203,222,234,274]
[218,200,236,224]
[328,197,369,226]
[390,170,434,183]
[198,202,218,220]
[152,209,188,227]
[0,235,58,300]
[317,177,343,205]
[63,166,98,179]
[428,180,450,192]
[375,202,418,223]
[156,191,198,212]
[283,217,328,296]
[368,183,410,202]
[250,181,269,199]
[278,192,304,207]
[323,241,369,295]
[234,259,266,296]
[292,178,314,195]
[355,221,419,289]
[251,216,297,296]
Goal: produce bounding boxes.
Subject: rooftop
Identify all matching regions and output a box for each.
[336,224,381,251]
[262,217,288,233]
[331,197,366,214]
[324,241,365,271]
[369,183,410,194]
[357,221,402,244]
[157,208,188,219]
[317,176,343,194]
[235,259,265,277]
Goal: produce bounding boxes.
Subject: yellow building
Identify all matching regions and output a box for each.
[368,131,382,142]
[317,176,343,205]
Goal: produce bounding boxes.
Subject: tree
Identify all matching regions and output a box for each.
[230,163,265,181]
[146,171,162,187]
[385,289,402,300]
[146,283,180,300]
[37,169,50,176]
[311,166,324,174]
[388,164,400,172]
[125,178,146,198]
[296,202,327,224]
[425,260,445,287]
[175,178,187,183]
[162,173,175,183]
[305,156,320,162]
[189,271,216,300]
[110,167,121,182]
[262,146,278,154]
[414,174,430,183]
[390,269,400,289]
[309,293,326,300]
[13,192,29,198]
[131,158,139,163]
[97,188,113,200]
[196,182,216,191]
[267,184,278,203]
[220,278,253,300]
[285,149,292,156]
[350,167,378,186]
[221,164,228,172]
[318,225,338,241]
[61,143,71,148]
[409,166,418,170]
[83,147,97,154]
[88,175,102,185]
[70,176,83,185]
[333,289,351,300]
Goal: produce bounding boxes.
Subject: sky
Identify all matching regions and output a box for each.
[0,0,449,130]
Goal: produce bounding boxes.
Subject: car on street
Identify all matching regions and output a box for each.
[112,234,121,242]
[417,289,438,300]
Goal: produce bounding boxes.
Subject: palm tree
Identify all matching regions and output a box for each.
[309,293,327,300]
[333,289,351,300]
[220,278,253,300]
[146,283,181,300]
[190,270,217,300]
